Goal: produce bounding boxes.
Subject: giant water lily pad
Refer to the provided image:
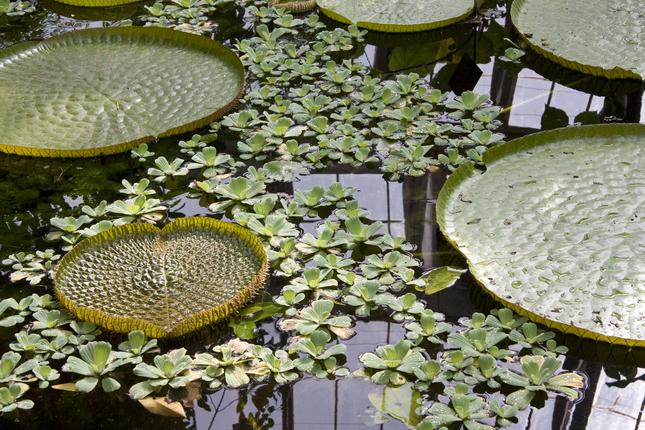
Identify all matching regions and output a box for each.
[316,0,474,33]
[511,0,645,80]
[49,0,141,8]
[0,27,244,157]
[54,218,268,338]
[39,0,145,20]
[437,124,645,346]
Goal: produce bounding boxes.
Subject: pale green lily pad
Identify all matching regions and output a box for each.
[0,27,244,157]
[39,0,144,20]
[316,0,475,33]
[437,124,645,346]
[51,0,140,8]
[511,0,645,80]
[271,0,316,12]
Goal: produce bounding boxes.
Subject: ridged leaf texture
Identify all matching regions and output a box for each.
[54,218,268,338]
[0,27,244,158]
[437,124,645,347]
[50,0,139,6]
[316,0,474,33]
[271,0,316,13]
[511,0,645,80]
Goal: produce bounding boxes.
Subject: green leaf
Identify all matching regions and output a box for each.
[63,357,96,377]
[511,0,644,80]
[54,218,268,338]
[506,389,535,410]
[129,381,157,400]
[437,124,645,346]
[0,27,244,157]
[75,377,99,393]
[229,299,284,340]
[317,0,475,33]
[101,377,121,393]
[79,342,112,374]
[420,266,466,295]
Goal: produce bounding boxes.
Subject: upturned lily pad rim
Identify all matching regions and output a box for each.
[437,124,645,347]
[0,27,245,158]
[316,0,475,33]
[520,48,644,98]
[39,0,145,20]
[511,0,643,81]
[54,217,269,338]
[271,0,316,13]
[50,0,142,8]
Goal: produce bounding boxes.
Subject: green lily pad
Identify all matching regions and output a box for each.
[316,0,475,33]
[0,27,244,157]
[39,0,146,20]
[50,0,140,7]
[520,49,644,97]
[511,0,645,80]
[437,124,645,346]
[271,0,316,12]
[54,217,268,338]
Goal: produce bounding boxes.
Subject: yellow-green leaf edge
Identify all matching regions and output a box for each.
[50,0,140,8]
[436,124,645,348]
[316,0,475,33]
[0,27,245,158]
[54,217,269,338]
[271,0,316,13]
[510,0,643,81]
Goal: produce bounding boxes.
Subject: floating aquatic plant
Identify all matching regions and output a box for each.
[511,0,644,80]
[0,1,592,425]
[437,124,645,346]
[316,0,475,33]
[60,341,126,393]
[0,0,35,16]
[0,27,244,157]
[54,217,269,338]
[271,0,315,13]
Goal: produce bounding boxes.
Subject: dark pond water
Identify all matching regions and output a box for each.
[1,1,644,429]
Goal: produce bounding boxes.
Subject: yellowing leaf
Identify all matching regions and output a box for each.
[139,397,186,418]
[52,383,77,392]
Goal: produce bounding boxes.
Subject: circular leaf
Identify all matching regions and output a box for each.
[437,124,645,346]
[50,0,141,8]
[54,217,268,338]
[271,0,316,12]
[0,27,244,157]
[511,0,645,80]
[316,0,474,33]
[39,0,144,20]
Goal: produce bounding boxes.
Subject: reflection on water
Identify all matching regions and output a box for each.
[1,0,644,429]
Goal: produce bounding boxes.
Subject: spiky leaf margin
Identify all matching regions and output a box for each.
[271,0,316,13]
[54,218,268,338]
